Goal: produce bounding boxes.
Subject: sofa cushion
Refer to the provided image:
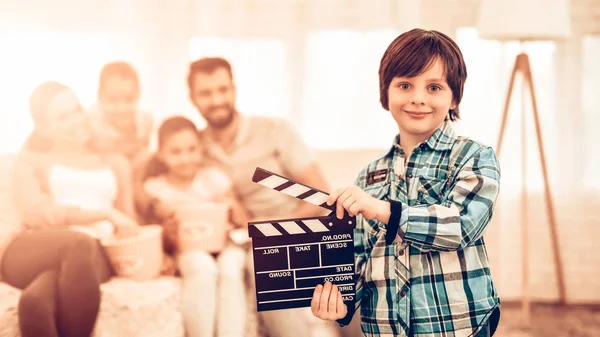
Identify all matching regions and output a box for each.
[0,277,185,337]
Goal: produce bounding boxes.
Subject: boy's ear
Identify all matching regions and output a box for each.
[450,102,457,110]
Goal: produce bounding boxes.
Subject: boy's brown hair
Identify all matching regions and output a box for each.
[379,28,467,121]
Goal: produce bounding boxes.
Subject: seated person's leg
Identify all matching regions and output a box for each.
[56,232,111,336]
[178,250,218,337]
[1,229,110,337]
[17,270,59,337]
[216,244,247,337]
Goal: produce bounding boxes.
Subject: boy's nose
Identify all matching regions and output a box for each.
[411,93,426,106]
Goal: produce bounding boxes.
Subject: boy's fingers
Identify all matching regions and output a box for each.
[335,189,351,219]
[328,284,339,314]
[319,282,332,314]
[327,187,346,206]
[311,284,323,314]
[348,202,361,217]
[342,195,356,212]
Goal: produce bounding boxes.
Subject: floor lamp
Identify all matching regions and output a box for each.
[477,0,572,327]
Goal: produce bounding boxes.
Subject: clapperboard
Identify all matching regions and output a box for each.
[248,167,356,318]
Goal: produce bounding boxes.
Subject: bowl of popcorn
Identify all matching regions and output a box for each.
[176,202,230,253]
[101,225,164,281]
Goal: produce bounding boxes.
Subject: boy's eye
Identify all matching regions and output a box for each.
[429,85,442,92]
[398,83,411,90]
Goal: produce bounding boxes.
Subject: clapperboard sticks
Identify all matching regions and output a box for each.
[248,167,356,322]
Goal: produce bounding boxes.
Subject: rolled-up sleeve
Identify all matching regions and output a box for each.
[398,146,500,252]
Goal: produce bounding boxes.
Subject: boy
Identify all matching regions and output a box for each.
[310,29,501,337]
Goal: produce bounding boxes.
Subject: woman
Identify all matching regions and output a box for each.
[0,81,139,337]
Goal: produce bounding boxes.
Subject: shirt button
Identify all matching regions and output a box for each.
[408,174,413,179]
[400,291,406,297]
[399,249,405,256]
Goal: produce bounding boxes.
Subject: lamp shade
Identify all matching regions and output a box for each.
[476,0,571,41]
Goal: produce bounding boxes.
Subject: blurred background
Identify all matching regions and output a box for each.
[0,0,599,336]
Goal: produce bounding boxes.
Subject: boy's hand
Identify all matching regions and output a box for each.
[311,282,348,320]
[327,186,389,221]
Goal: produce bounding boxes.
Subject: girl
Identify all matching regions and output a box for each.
[0,81,139,337]
[142,116,249,337]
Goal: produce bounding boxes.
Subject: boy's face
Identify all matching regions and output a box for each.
[387,58,456,142]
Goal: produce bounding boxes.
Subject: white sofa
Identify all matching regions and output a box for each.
[0,149,384,337]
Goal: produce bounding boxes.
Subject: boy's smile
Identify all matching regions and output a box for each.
[403,110,433,119]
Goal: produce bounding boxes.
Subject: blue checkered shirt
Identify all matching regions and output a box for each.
[346,122,501,337]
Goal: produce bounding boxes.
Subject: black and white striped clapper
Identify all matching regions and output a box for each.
[248,167,356,320]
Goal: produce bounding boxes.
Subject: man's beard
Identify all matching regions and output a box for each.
[203,105,236,129]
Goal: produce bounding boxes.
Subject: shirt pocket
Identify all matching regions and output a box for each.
[362,178,390,199]
[417,175,448,205]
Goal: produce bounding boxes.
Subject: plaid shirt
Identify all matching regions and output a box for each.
[348,122,500,337]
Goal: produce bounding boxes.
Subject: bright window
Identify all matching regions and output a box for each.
[188,37,288,127]
[0,29,115,153]
[582,36,600,190]
[301,29,400,150]
[456,27,559,193]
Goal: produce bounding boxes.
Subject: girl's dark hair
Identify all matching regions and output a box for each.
[21,81,71,152]
[379,28,467,121]
[144,116,200,177]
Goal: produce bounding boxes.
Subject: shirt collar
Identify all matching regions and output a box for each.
[387,121,457,156]
[200,114,248,156]
[424,121,457,151]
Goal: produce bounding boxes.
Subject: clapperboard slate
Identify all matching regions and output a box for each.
[248,167,356,317]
